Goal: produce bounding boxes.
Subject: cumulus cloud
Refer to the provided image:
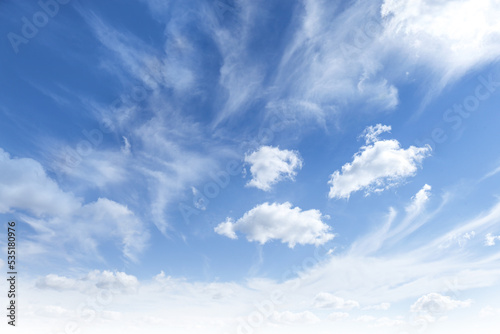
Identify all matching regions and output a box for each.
[0,147,148,262]
[87,270,139,294]
[328,124,431,199]
[214,202,334,247]
[0,148,81,216]
[313,293,360,310]
[361,124,392,144]
[410,293,471,316]
[485,233,500,246]
[244,146,303,191]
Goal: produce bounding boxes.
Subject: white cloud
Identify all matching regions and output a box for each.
[87,270,139,294]
[214,202,334,247]
[381,0,500,86]
[214,220,237,240]
[37,305,73,318]
[0,148,81,217]
[479,306,500,318]
[356,315,405,327]
[271,0,400,119]
[441,231,476,249]
[327,312,350,321]
[267,0,500,121]
[363,302,391,311]
[244,146,303,191]
[121,136,131,155]
[356,315,376,323]
[485,233,500,246]
[36,270,139,294]
[36,274,78,291]
[0,147,148,263]
[361,124,392,144]
[313,292,360,310]
[406,184,432,215]
[102,310,122,321]
[410,293,471,315]
[328,125,431,199]
[350,184,433,256]
[271,310,320,324]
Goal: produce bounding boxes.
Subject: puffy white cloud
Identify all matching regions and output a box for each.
[0,148,81,216]
[214,202,334,247]
[87,270,139,294]
[244,146,303,191]
[214,220,237,240]
[362,124,392,144]
[484,233,500,246]
[23,197,149,263]
[0,147,148,262]
[410,293,471,315]
[328,125,431,199]
[313,293,360,310]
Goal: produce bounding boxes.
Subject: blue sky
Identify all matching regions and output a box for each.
[1,0,500,333]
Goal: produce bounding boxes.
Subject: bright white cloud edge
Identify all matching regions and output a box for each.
[328,124,431,199]
[215,202,334,247]
[244,146,303,191]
